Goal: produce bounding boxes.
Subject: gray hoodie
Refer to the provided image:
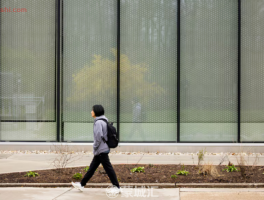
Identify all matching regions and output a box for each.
[93,115,110,156]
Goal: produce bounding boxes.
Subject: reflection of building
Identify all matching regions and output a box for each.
[0,72,45,123]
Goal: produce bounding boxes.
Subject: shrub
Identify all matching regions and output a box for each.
[198,148,207,165]
[198,162,220,178]
[235,149,259,179]
[50,144,84,174]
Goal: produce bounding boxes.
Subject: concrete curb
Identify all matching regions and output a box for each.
[0,183,264,188]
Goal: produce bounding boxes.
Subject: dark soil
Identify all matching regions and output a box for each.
[0,164,264,184]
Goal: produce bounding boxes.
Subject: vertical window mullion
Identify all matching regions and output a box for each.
[238,0,241,143]
[117,0,121,142]
[177,0,181,143]
[56,0,61,142]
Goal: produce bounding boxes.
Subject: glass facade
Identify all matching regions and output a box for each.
[241,0,264,142]
[0,0,264,143]
[0,0,56,141]
[180,0,238,142]
[120,0,177,142]
[62,0,117,141]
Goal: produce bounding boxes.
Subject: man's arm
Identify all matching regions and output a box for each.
[93,122,103,150]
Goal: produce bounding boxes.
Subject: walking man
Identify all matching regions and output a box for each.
[71,105,121,193]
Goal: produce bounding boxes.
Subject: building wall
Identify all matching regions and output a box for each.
[1,0,264,143]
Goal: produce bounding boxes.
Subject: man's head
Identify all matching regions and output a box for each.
[132,97,139,104]
[91,105,105,118]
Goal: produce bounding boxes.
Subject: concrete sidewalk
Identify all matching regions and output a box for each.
[0,187,264,200]
[0,153,263,174]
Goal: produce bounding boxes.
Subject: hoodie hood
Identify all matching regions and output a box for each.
[94,115,108,123]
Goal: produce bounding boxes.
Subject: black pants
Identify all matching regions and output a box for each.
[80,152,120,188]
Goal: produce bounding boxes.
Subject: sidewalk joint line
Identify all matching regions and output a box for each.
[52,186,74,200]
[136,154,145,165]
[5,153,14,159]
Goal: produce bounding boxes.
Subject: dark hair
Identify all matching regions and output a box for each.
[92,105,105,117]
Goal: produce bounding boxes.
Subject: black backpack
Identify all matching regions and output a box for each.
[96,119,119,148]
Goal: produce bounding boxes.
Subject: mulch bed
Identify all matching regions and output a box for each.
[0,164,264,184]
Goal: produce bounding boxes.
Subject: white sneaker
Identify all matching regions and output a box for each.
[111,186,122,194]
[114,186,122,194]
[71,182,84,192]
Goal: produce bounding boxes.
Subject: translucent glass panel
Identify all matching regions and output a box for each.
[0,0,56,141]
[62,0,117,141]
[241,0,264,142]
[180,0,237,142]
[120,0,177,142]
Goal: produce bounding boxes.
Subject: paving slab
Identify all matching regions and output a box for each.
[108,155,144,164]
[0,187,180,200]
[0,187,70,200]
[1,187,264,200]
[8,154,58,162]
[0,159,53,174]
[138,155,178,164]
[0,155,94,174]
[180,191,264,200]
[0,154,13,159]
[180,188,264,192]
[180,188,264,200]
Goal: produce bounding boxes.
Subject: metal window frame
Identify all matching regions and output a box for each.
[177,0,181,143]
[237,0,241,143]
[56,0,61,142]
[117,0,121,142]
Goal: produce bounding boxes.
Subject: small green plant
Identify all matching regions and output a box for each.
[24,171,39,177]
[83,166,97,172]
[176,164,190,176]
[149,164,154,167]
[171,174,177,179]
[222,165,239,172]
[176,170,190,176]
[84,166,89,172]
[73,173,83,179]
[131,167,145,173]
